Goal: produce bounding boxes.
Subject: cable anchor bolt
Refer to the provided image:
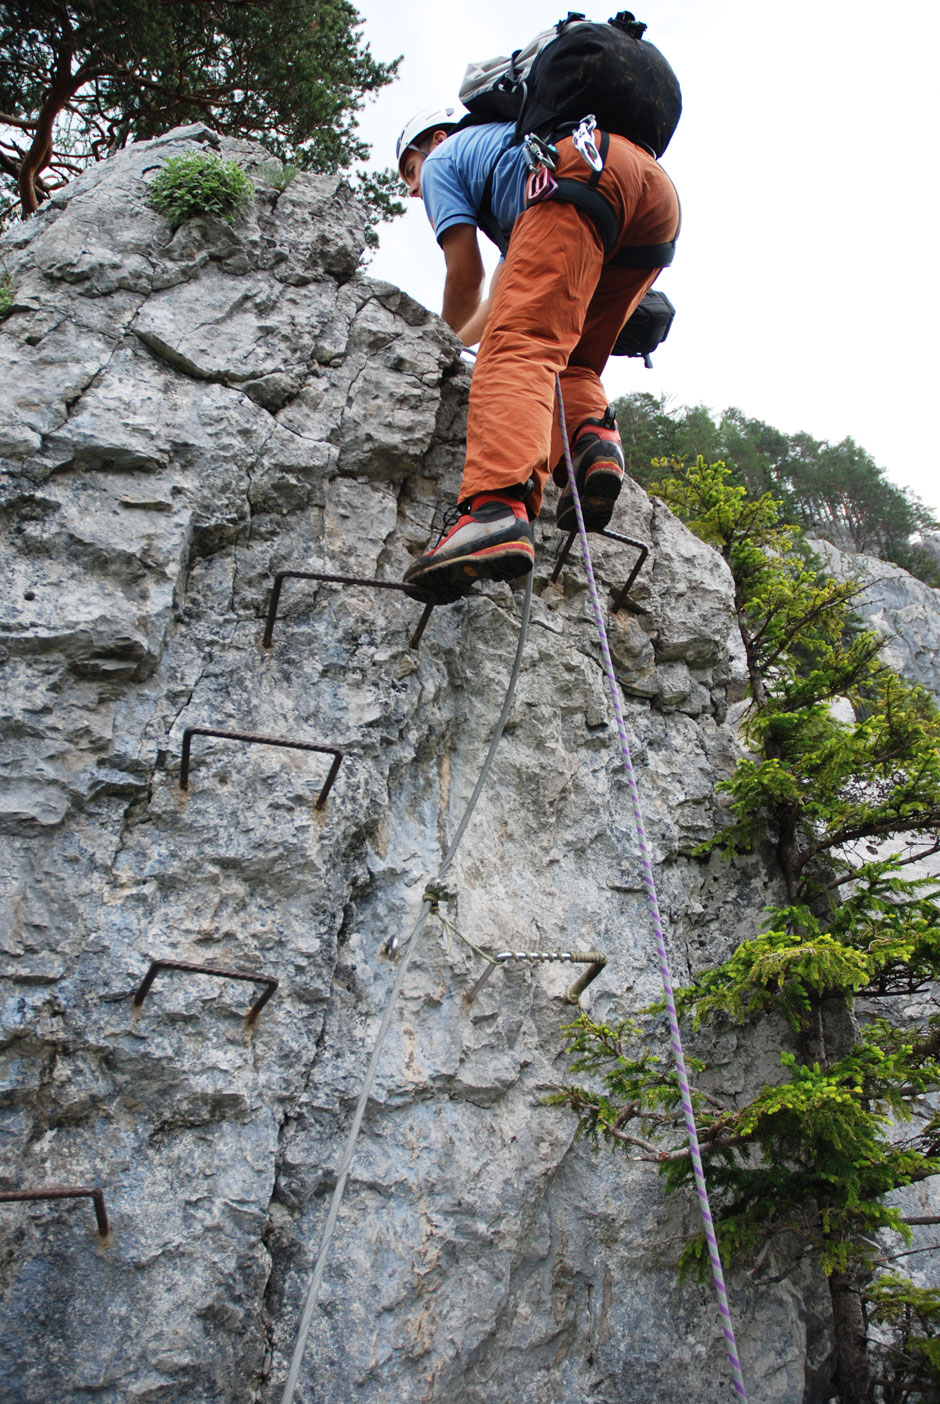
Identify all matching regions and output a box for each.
[464,947,607,1006]
[422,881,456,911]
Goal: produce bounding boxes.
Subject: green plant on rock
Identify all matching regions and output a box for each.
[267,161,299,193]
[552,457,940,1404]
[147,150,254,229]
[0,271,12,318]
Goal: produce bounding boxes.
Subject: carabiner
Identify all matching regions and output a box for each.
[522,132,559,173]
[572,114,603,173]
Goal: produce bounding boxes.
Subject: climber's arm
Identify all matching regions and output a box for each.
[440,223,485,342]
[456,259,504,347]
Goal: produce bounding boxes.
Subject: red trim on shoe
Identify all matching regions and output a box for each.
[463,491,531,520]
[574,423,621,447]
[555,423,625,534]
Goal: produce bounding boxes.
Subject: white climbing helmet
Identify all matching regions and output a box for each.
[396,106,459,173]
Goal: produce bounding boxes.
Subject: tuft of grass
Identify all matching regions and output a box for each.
[0,272,13,320]
[148,151,254,229]
[267,161,299,193]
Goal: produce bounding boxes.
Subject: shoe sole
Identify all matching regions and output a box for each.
[403,538,535,605]
[556,462,623,534]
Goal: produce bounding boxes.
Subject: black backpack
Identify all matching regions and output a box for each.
[458,13,680,264]
[459,12,682,158]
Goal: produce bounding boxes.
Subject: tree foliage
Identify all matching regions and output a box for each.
[613,394,940,585]
[552,459,940,1403]
[867,1274,940,1403]
[0,0,401,238]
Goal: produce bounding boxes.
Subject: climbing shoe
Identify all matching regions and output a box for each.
[555,414,625,534]
[403,491,535,604]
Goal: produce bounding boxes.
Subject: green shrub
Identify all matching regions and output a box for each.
[0,273,12,319]
[148,151,254,229]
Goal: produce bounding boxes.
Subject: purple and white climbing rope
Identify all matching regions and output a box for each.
[556,378,748,1402]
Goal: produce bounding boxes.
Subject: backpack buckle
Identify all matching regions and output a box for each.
[572,114,604,172]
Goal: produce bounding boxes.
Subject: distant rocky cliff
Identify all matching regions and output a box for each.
[3,126,936,1404]
[809,536,940,702]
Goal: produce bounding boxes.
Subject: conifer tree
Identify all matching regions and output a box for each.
[0,0,400,235]
[612,395,939,585]
[553,459,940,1403]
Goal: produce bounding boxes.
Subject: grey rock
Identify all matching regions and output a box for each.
[809,535,940,701]
[1,130,830,1404]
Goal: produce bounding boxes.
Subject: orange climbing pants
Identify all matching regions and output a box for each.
[459,132,680,516]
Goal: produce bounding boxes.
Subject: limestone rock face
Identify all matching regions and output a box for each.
[809,536,940,701]
[2,130,824,1403]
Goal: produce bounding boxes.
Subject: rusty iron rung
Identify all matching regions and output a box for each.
[178,727,342,808]
[550,528,649,610]
[565,956,608,1003]
[262,569,434,650]
[132,958,279,1023]
[0,1186,109,1237]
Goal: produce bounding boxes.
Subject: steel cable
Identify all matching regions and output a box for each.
[555,375,748,1401]
[279,572,533,1404]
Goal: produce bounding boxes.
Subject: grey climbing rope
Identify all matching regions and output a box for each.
[555,375,748,1400]
[278,572,533,1404]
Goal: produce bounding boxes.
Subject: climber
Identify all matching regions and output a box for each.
[395,104,680,605]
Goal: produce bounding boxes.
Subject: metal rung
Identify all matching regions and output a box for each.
[551,529,649,610]
[132,958,279,1023]
[262,570,434,650]
[0,1186,109,1237]
[464,948,607,1005]
[179,727,342,808]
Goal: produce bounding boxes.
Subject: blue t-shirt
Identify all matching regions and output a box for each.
[421,124,531,252]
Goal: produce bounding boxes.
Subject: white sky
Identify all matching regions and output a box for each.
[351,0,940,516]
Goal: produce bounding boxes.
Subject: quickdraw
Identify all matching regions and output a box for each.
[523,131,559,204]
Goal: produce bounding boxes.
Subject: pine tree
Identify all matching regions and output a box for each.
[611,395,940,585]
[0,0,400,233]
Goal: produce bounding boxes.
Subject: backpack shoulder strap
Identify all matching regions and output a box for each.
[476,163,511,255]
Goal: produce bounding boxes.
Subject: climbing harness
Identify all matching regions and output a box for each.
[279,574,533,1404]
[555,375,749,1401]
